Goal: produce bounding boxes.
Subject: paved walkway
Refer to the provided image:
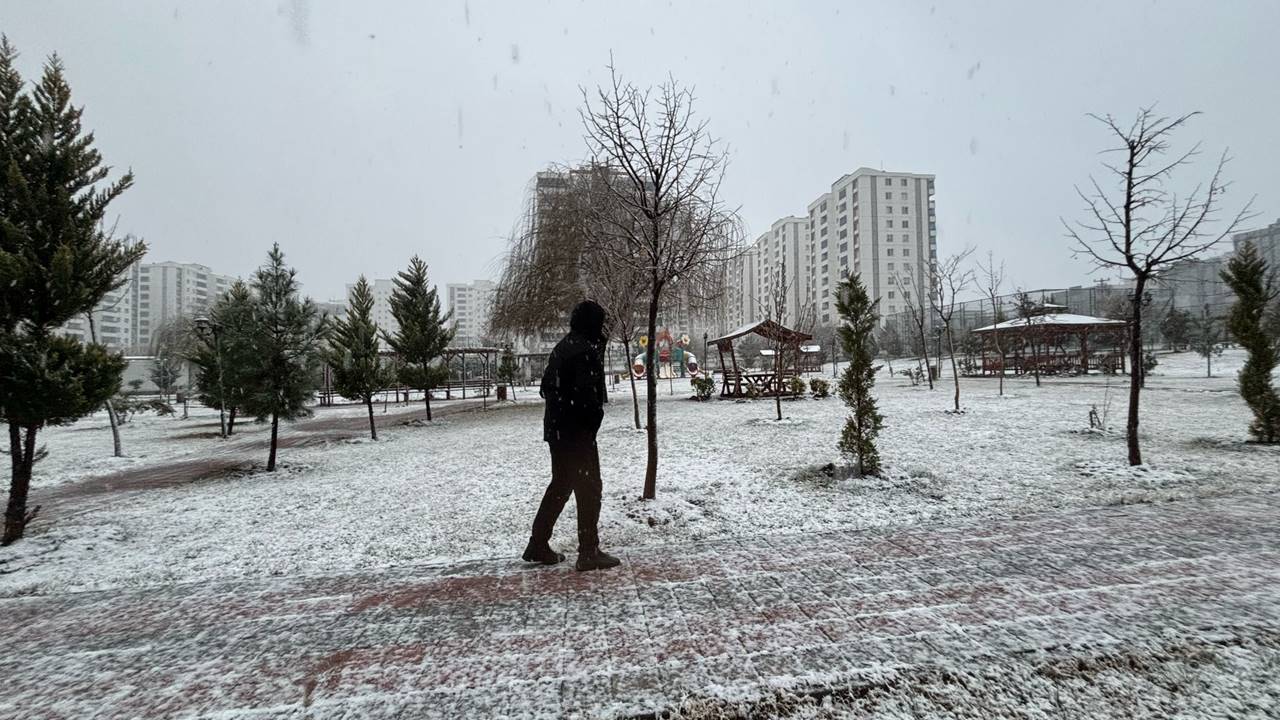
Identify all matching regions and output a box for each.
[3,493,1278,719]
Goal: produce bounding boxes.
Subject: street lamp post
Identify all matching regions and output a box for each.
[194,316,227,439]
[702,332,708,373]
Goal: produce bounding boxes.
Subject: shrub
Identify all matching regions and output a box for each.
[787,376,807,396]
[691,376,715,401]
[809,378,830,399]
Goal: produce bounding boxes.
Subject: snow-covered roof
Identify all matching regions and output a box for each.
[710,319,814,346]
[972,313,1127,333]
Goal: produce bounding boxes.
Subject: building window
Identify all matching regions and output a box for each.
[823,313,830,323]
[821,252,828,261]
[839,242,848,252]
[900,192,907,201]
[903,248,910,257]
[821,201,828,211]
[888,291,895,299]
[821,239,828,249]
[838,215,847,226]
[839,229,848,239]
[838,202,847,213]
[884,178,892,186]
[901,178,907,186]
[884,192,892,200]
[838,188,846,199]
[902,220,908,228]
[888,262,895,270]
[902,206,909,214]
[903,291,911,301]
[821,227,828,237]
[886,220,893,228]
[886,206,893,214]
[887,249,895,257]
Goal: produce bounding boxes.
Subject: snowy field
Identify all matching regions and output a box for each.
[2,349,1277,596]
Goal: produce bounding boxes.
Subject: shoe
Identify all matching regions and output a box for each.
[575,547,621,572]
[522,540,565,565]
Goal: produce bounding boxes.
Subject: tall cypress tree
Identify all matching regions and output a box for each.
[327,276,392,439]
[1220,241,1280,443]
[836,274,884,477]
[241,244,327,471]
[0,46,145,544]
[384,256,454,421]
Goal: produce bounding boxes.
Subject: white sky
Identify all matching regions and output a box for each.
[5,0,1277,301]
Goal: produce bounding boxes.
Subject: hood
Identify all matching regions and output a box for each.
[569,300,608,343]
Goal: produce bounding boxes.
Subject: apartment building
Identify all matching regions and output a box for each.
[1234,217,1280,273]
[806,168,937,327]
[57,260,237,351]
[447,280,497,347]
[131,262,236,349]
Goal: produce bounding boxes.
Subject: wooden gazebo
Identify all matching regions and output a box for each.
[971,313,1129,377]
[711,320,814,398]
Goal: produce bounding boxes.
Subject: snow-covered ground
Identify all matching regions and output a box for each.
[2,349,1277,596]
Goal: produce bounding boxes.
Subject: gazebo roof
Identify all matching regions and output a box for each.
[972,313,1127,334]
[711,319,813,347]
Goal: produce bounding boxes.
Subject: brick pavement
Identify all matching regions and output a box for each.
[2,493,1278,719]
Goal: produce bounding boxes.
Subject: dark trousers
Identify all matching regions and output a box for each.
[531,440,602,550]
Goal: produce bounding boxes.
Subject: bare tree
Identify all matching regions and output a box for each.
[976,251,1008,396]
[896,267,934,390]
[929,248,975,412]
[579,64,741,500]
[580,228,648,430]
[759,260,814,421]
[1013,290,1045,388]
[1065,108,1252,466]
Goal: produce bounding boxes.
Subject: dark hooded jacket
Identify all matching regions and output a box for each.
[541,301,608,444]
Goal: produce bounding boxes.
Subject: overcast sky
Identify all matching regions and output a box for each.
[5,0,1277,301]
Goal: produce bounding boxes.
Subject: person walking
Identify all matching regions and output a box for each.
[522,300,621,572]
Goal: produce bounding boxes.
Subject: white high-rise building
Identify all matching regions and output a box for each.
[132,262,237,349]
[726,217,811,329]
[447,280,497,347]
[805,168,937,327]
[57,260,237,351]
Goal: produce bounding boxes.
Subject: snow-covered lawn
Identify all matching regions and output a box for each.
[2,349,1277,596]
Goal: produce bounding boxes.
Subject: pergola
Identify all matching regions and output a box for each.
[971,313,1129,377]
[711,320,814,398]
[441,346,501,401]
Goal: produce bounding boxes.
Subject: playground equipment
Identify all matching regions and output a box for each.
[631,329,701,379]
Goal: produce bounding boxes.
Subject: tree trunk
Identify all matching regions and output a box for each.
[4,424,38,545]
[1126,281,1145,466]
[366,398,378,440]
[1032,336,1042,387]
[642,293,660,500]
[267,412,279,471]
[228,407,238,435]
[994,335,1005,396]
[625,340,641,430]
[86,314,124,457]
[424,384,433,422]
[947,325,961,411]
[916,318,934,390]
[774,343,783,421]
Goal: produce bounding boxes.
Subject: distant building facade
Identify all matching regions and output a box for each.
[1234,217,1280,273]
[57,260,236,351]
[446,279,497,347]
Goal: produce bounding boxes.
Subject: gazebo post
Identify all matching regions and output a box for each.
[717,343,728,396]
[1080,329,1090,375]
[729,341,741,397]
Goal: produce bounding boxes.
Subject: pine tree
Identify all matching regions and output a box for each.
[327,276,392,439]
[1220,242,1280,443]
[835,274,884,477]
[1160,308,1192,351]
[0,46,145,544]
[497,346,519,400]
[383,256,454,421]
[191,281,256,434]
[241,244,327,471]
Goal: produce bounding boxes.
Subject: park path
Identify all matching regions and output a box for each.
[2,492,1277,718]
[32,398,492,517]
